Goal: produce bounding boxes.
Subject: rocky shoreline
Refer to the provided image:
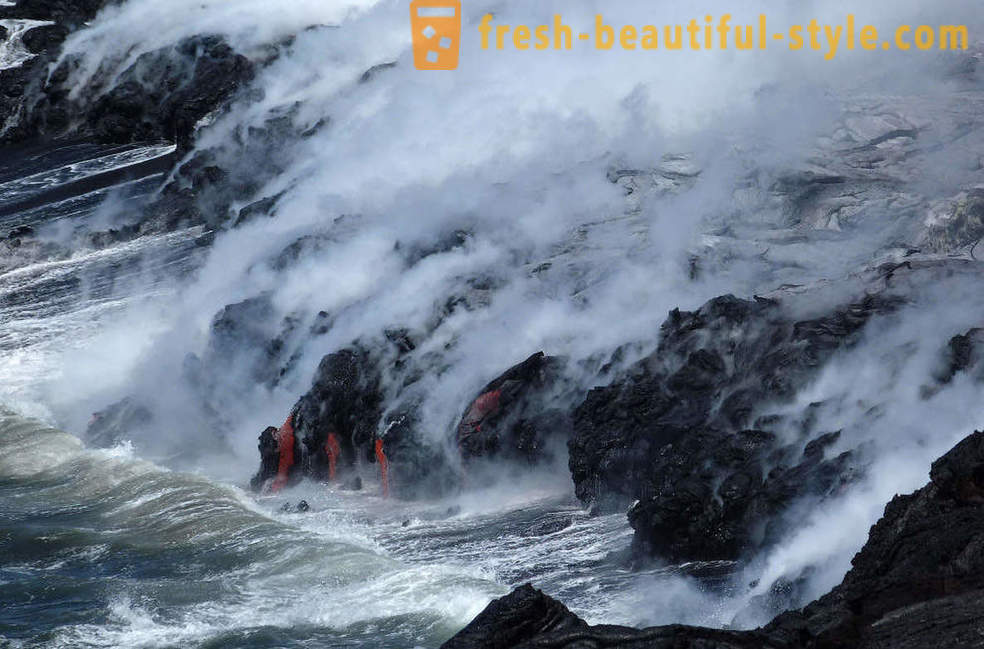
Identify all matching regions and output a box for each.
[442,429,984,648]
[222,255,984,561]
[4,3,984,647]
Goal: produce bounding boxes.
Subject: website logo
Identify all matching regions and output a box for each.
[408,7,969,68]
[411,0,462,70]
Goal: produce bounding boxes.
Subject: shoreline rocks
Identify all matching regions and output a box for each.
[248,349,580,498]
[456,352,572,466]
[442,429,984,649]
[250,346,383,493]
[569,259,983,563]
[241,259,984,571]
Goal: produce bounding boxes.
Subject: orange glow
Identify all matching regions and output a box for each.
[271,413,296,492]
[325,432,341,480]
[375,438,390,498]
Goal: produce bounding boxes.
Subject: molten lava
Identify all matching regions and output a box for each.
[375,438,390,498]
[469,390,502,431]
[458,389,503,455]
[324,432,341,480]
[271,412,296,493]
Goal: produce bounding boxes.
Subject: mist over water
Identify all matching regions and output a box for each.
[48,0,981,451]
[2,0,984,646]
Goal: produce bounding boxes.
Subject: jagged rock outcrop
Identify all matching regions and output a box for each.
[250,347,383,492]
[763,430,984,649]
[569,291,892,561]
[85,396,152,448]
[939,328,984,384]
[249,348,578,497]
[441,584,589,649]
[443,430,984,649]
[570,258,983,563]
[456,352,573,466]
[17,34,254,149]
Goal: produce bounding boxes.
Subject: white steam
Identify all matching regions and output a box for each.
[11,0,984,632]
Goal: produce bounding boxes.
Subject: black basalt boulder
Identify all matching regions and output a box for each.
[249,346,383,491]
[441,584,587,649]
[85,396,153,448]
[455,352,572,466]
[569,292,894,561]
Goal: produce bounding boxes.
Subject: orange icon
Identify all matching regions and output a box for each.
[410,0,461,70]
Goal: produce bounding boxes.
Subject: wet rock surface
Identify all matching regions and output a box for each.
[1,0,114,143]
[7,33,253,149]
[85,396,153,448]
[0,0,260,269]
[443,430,984,649]
[441,584,588,649]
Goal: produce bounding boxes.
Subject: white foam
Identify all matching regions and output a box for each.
[0,144,176,203]
[0,19,53,70]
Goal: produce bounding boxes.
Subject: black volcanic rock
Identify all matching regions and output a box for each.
[761,429,984,648]
[441,584,588,649]
[21,23,69,53]
[625,427,856,562]
[249,425,281,491]
[569,291,891,561]
[0,0,118,25]
[444,584,777,649]
[0,0,116,142]
[376,403,457,500]
[2,15,253,151]
[249,348,577,497]
[0,1,257,254]
[85,396,153,448]
[64,35,253,149]
[293,347,382,475]
[455,352,572,465]
[443,430,984,649]
[249,346,383,492]
[939,328,984,384]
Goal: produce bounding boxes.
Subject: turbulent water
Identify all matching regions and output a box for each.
[1,409,648,648]
[3,0,984,647]
[0,144,726,648]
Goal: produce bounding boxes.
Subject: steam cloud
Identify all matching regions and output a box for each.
[20,0,984,628]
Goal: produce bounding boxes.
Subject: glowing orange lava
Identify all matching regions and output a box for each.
[325,432,341,480]
[271,412,296,492]
[375,438,390,498]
